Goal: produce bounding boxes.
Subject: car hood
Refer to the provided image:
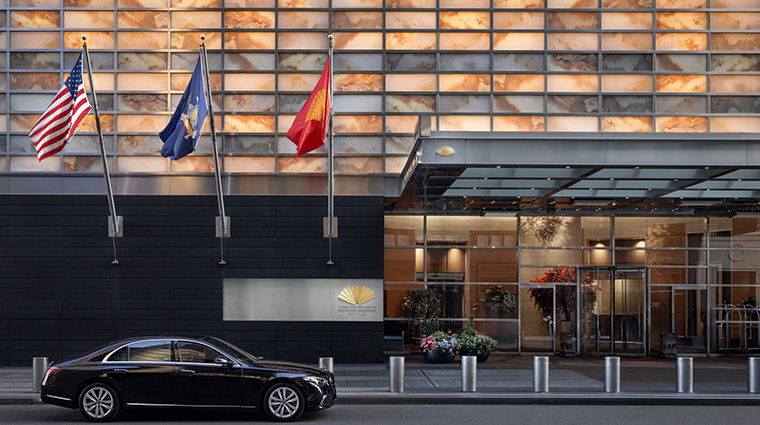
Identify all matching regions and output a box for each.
[254,359,328,375]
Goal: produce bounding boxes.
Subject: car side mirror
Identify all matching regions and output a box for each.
[214,356,231,366]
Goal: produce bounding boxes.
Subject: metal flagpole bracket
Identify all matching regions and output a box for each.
[215,216,231,238]
[323,217,338,238]
[108,215,124,237]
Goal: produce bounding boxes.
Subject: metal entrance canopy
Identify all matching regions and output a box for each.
[395,117,760,216]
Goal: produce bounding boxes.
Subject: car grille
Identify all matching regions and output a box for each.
[328,374,337,395]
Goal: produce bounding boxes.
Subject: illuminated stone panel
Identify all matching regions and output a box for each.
[440,33,490,50]
[493,74,544,92]
[439,74,491,92]
[227,74,276,91]
[602,117,652,132]
[657,55,705,72]
[494,115,544,131]
[550,54,598,71]
[601,12,652,30]
[333,115,382,133]
[656,75,707,93]
[224,11,275,29]
[333,11,383,29]
[278,11,329,29]
[64,11,114,28]
[10,11,59,28]
[547,116,598,132]
[549,0,597,7]
[224,115,275,133]
[440,12,490,30]
[225,32,275,50]
[386,33,436,50]
[601,33,652,51]
[711,75,760,93]
[494,95,544,113]
[711,13,760,30]
[656,0,705,7]
[440,0,490,8]
[657,13,707,30]
[280,32,329,50]
[494,0,543,7]
[548,75,598,93]
[711,34,760,51]
[548,12,598,30]
[386,74,436,92]
[601,75,653,92]
[225,157,276,173]
[656,33,707,51]
[117,11,169,29]
[548,33,598,51]
[655,116,707,132]
[171,11,222,29]
[386,0,437,7]
[439,115,491,131]
[335,157,383,174]
[493,33,544,51]
[711,117,760,132]
[118,32,168,49]
[334,74,383,92]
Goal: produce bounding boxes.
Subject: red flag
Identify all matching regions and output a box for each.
[286,57,331,157]
[28,53,91,161]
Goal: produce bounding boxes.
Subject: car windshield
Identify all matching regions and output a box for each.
[203,337,261,365]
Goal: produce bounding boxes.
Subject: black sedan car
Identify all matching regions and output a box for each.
[41,336,336,422]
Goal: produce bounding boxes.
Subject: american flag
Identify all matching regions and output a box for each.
[28,53,92,161]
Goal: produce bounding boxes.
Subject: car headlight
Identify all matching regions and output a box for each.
[303,376,328,387]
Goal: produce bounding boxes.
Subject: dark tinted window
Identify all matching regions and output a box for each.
[121,340,172,362]
[108,347,128,362]
[177,341,223,364]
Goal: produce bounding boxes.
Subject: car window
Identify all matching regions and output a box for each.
[107,340,172,362]
[177,341,224,364]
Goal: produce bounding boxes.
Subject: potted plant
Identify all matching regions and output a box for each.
[419,330,460,363]
[402,288,443,338]
[458,317,498,362]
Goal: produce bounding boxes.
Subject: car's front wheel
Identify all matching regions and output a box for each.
[263,382,305,422]
[78,383,120,422]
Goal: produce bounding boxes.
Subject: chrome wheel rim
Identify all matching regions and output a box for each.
[82,387,114,419]
[267,386,300,419]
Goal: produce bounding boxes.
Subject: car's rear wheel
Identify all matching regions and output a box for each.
[78,383,120,422]
[263,382,304,422]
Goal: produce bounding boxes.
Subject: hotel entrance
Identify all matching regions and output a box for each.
[580,267,648,356]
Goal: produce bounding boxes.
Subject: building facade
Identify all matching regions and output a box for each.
[0,0,759,364]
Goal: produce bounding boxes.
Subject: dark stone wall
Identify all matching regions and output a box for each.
[0,195,384,365]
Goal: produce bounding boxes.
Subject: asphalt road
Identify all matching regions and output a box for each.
[3,403,760,425]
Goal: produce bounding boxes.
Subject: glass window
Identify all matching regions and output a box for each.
[108,340,172,362]
[177,341,224,364]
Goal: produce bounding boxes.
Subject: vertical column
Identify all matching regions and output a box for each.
[534,356,549,393]
[32,357,49,394]
[605,356,621,393]
[749,357,760,393]
[319,357,334,372]
[389,356,405,393]
[676,357,693,393]
[461,356,477,392]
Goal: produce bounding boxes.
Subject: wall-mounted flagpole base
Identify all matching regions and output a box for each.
[323,217,338,238]
[215,216,231,238]
[108,216,123,237]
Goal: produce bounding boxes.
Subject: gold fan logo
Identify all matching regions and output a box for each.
[338,285,376,306]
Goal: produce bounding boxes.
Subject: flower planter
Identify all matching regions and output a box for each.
[422,350,455,364]
[459,350,490,363]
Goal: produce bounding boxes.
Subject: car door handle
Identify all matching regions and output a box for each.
[180,369,195,374]
[113,369,129,373]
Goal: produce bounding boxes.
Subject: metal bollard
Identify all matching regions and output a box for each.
[534,356,549,393]
[318,357,334,373]
[32,357,49,394]
[389,356,404,393]
[604,356,621,393]
[749,357,760,393]
[461,356,477,392]
[676,357,693,393]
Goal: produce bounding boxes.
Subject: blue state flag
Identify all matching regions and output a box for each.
[159,54,208,160]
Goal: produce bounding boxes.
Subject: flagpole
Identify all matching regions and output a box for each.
[200,35,228,266]
[326,34,335,267]
[82,35,120,265]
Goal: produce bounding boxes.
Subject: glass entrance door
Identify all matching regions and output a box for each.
[581,267,647,356]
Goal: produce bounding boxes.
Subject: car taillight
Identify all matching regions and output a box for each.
[41,367,60,387]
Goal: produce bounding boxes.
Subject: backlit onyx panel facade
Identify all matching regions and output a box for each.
[0,194,384,365]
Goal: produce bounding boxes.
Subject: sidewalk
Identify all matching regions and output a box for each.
[2,355,759,406]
